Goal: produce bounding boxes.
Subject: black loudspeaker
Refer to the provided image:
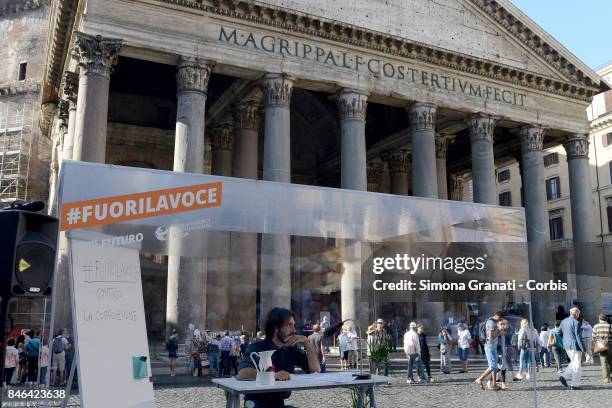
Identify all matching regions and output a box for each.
[0,209,58,298]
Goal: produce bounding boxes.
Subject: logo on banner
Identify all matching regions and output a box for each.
[60,182,222,231]
[154,218,212,241]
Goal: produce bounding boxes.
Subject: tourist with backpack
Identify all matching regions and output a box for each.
[516,319,538,380]
[548,320,564,372]
[474,311,503,390]
[592,314,612,384]
[166,329,179,377]
[50,329,68,386]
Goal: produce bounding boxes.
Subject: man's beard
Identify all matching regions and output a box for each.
[278,331,289,343]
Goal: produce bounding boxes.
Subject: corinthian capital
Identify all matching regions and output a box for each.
[408,102,437,132]
[234,102,262,130]
[261,74,294,107]
[468,113,499,143]
[210,124,234,151]
[519,126,545,153]
[381,149,410,174]
[563,134,589,160]
[58,99,69,132]
[62,71,78,107]
[72,32,122,79]
[177,57,212,94]
[435,134,456,159]
[337,90,368,121]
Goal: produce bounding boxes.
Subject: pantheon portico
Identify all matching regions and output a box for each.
[42,0,609,335]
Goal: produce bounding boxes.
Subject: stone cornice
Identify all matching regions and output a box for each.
[43,0,78,102]
[0,0,47,16]
[0,80,41,96]
[43,0,605,108]
[591,112,612,132]
[468,1,598,89]
[153,0,602,102]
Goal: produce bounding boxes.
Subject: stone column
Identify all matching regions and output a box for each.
[62,71,78,161]
[408,102,438,198]
[337,89,368,324]
[166,57,212,334]
[468,114,498,204]
[206,123,233,330]
[230,96,262,332]
[563,134,600,322]
[435,135,455,200]
[381,149,410,195]
[339,90,368,190]
[519,126,554,325]
[260,74,294,322]
[48,103,65,211]
[71,33,122,163]
[367,162,383,193]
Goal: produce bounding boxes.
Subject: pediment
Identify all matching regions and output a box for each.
[255,0,605,91]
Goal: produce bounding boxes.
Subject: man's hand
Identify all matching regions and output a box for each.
[283,335,308,347]
[275,370,291,381]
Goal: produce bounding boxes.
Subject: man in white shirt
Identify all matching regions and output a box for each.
[539,326,551,368]
[457,324,472,373]
[404,322,427,383]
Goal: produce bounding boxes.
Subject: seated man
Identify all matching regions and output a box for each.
[238,307,320,408]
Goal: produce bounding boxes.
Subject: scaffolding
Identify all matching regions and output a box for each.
[0,99,33,203]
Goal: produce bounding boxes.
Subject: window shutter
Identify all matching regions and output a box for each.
[604,133,609,148]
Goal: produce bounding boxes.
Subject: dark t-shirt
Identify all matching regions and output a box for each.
[237,339,311,405]
[307,332,324,363]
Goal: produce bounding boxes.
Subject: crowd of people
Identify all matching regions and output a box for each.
[165,325,267,378]
[3,328,74,388]
[160,307,611,396]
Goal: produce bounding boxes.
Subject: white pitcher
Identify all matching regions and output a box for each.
[250,350,276,386]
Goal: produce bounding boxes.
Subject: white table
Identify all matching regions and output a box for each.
[212,372,394,408]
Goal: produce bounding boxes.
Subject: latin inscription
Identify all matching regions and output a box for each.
[219,26,527,107]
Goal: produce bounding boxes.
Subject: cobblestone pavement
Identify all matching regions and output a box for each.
[152,364,611,408]
[3,360,610,407]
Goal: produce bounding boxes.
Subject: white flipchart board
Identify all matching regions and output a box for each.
[69,238,155,408]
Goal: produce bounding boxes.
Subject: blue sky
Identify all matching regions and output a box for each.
[510,0,612,70]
